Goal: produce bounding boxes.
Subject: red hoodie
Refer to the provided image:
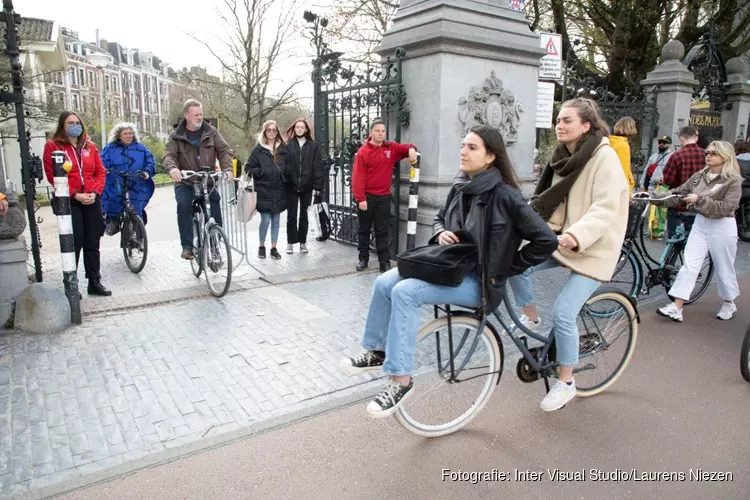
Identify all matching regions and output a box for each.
[43,138,106,197]
[352,139,416,202]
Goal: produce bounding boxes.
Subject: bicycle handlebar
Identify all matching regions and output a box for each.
[181,170,226,180]
[631,192,683,203]
[106,169,146,178]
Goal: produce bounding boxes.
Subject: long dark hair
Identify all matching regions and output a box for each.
[469,125,520,189]
[285,118,314,142]
[52,111,88,144]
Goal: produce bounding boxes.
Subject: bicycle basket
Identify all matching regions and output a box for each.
[625,202,646,240]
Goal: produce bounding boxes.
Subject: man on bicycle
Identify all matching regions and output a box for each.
[164,99,234,260]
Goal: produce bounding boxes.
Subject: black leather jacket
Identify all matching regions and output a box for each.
[432,169,558,312]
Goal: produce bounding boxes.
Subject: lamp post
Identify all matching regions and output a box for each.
[86,51,112,147]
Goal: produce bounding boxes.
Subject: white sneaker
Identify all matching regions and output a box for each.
[286,244,294,254]
[300,244,308,253]
[657,303,683,322]
[505,314,541,336]
[716,302,737,321]
[540,379,576,412]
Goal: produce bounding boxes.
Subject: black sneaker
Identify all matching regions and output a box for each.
[181,248,195,260]
[339,350,385,376]
[366,379,414,418]
[356,260,368,272]
[270,247,282,260]
[258,246,266,259]
[379,262,392,273]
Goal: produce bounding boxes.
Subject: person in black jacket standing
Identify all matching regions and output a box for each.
[245,120,290,260]
[284,119,324,254]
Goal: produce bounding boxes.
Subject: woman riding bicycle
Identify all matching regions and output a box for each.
[339,125,558,418]
[652,140,742,322]
[101,123,156,235]
[508,97,630,412]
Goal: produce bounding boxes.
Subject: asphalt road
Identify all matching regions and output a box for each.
[52,282,750,500]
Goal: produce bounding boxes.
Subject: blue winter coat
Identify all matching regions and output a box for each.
[101,141,156,219]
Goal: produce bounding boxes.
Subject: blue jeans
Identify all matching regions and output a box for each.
[175,184,222,249]
[507,259,601,367]
[361,269,482,375]
[259,212,280,245]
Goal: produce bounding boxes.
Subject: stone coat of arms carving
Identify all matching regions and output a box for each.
[458,71,524,143]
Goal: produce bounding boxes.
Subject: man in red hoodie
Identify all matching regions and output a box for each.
[352,119,417,272]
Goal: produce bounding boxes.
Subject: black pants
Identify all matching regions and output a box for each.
[667,209,695,238]
[357,193,391,264]
[287,186,313,245]
[175,184,222,249]
[71,197,104,280]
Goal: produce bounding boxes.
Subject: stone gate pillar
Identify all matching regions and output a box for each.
[376,0,545,248]
[721,57,750,142]
[0,154,29,327]
[641,40,699,146]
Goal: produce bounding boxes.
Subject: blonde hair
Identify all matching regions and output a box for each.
[707,141,742,179]
[259,120,285,163]
[107,122,139,144]
[613,117,637,137]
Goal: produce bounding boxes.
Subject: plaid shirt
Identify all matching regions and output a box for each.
[661,143,705,211]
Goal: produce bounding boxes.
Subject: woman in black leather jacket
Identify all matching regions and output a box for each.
[338,125,558,418]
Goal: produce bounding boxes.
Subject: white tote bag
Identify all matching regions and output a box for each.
[236,174,258,222]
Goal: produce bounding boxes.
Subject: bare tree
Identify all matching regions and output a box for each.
[0,60,65,136]
[319,0,399,64]
[187,0,302,142]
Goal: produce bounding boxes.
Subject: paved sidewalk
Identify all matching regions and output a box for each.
[41,285,750,500]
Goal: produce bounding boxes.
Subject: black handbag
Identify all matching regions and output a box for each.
[397,229,478,287]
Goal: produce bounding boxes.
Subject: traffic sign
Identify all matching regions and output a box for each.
[539,33,562,80]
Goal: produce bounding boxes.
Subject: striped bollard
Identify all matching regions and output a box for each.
[406,153,421,250]
[51,151,82,325]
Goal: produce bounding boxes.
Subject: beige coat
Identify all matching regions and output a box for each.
[546,137,629,282]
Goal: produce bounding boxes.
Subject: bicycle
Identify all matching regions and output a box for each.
[741,322,750,383]
[182,168,232,298]
[393,285,639,437]
[104,169,148,273]
[608,193,714,305]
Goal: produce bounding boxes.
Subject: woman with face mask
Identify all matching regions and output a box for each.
[100,123,156,236]
[284,119,324,254]
[42,111,111,296]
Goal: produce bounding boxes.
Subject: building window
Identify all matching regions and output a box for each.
[69,69,76,85]
[112,78,118,92]
[72,94,79,109]
[88,70,95,87]
[79,69,85,86]
[104,76,109,91]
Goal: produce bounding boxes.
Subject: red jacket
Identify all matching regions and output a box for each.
[43,138,106,197]
[352,139,415,202]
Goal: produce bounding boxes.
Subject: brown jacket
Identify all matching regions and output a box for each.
[658,168,742,218]
[163,120,232,186]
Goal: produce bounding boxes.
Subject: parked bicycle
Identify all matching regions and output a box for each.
[393,285,638,437]
[608,193,714,305]
[105,169,148,273]
[183,168,232,298]
[741,321,750,383]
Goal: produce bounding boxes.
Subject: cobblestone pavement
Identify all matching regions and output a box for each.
[7,185,750,497]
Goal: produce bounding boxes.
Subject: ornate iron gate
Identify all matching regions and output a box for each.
[307,12,408,258]
[0,0,43,281]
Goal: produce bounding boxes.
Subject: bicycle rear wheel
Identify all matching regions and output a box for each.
[191,218,203,278]
[741,323,750,383]
[122,213,148,273]
[574,289,638,396]
[203,225,232,298]
[394,314,503,438]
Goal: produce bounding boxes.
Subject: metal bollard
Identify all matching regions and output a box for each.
[406,153,421,251]
[51,151,82,325]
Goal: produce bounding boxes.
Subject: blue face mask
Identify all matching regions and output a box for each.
[66,124,83,137]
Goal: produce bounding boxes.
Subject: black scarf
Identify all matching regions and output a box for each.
[529,132,604,221]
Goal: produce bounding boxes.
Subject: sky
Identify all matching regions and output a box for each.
[22,0,326,107]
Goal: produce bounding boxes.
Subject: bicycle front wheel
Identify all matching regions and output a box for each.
[574,289,638,397]
[741,324,750,383]
[191,218,203,278]
[606,247,640,299]
[122,213,148,273]
[203,225,232,298]
[665,252,713,305]
[394,314,503,438]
